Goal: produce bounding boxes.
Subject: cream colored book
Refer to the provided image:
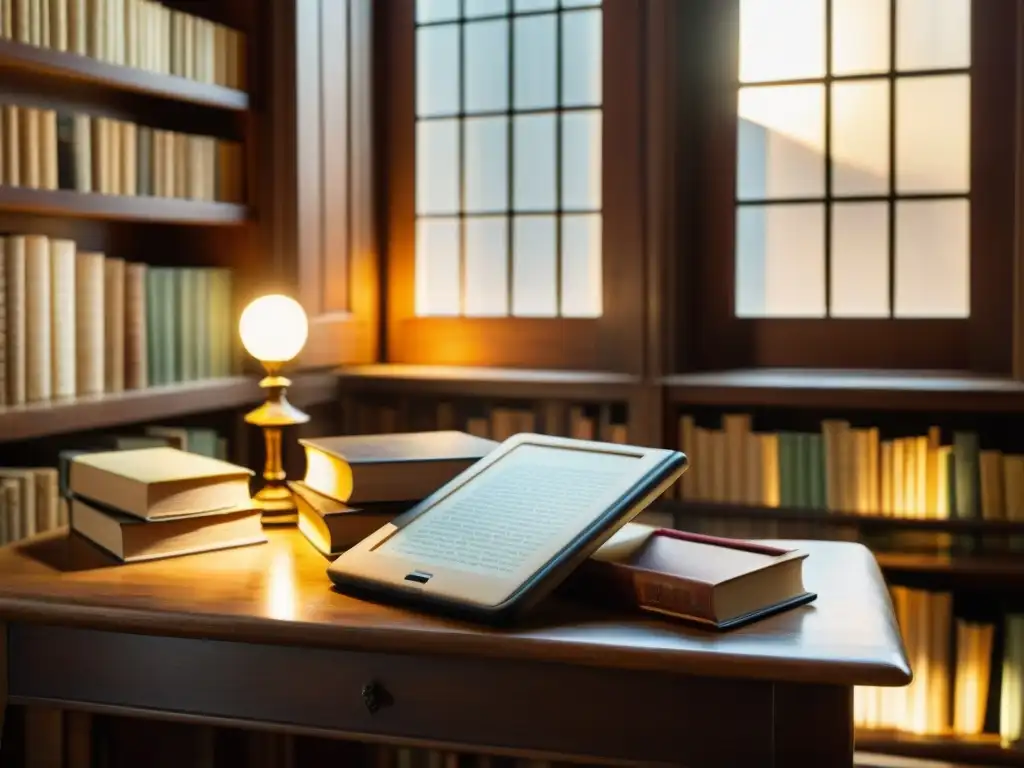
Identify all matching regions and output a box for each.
[74,251,104,396]
[123,261,147,389]
[0,0,10,39]
[4,236,25,406]
[119,120,136,195]
[107,118,121,196]
[0,468,36,539]
[19,107,39,189]
[67,0,85,54]
[2,105,17,186]
[40,108,57,189]
[69,447,254,520]
[48,0,64,49]
[49,238,76,399]
[24,234,51,402]
[103,256,124,392]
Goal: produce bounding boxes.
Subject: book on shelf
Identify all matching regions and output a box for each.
[0,0,247,91]
[299,430,498,504]
[673,412,1024,524]
[1,232,235,408]
[0,101,244,201]
[852,584,1024,746]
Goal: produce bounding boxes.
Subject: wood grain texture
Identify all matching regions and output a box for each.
[0,528,909,687]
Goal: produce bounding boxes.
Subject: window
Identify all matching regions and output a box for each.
[415,0,603,318]
[735,0,970,320]
[682,0,1015,372]
[383,0,644,370]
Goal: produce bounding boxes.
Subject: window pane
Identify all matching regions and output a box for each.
[832,0,890,75]
[561,110,601,210]
[831,80,889,196]
[561,9,601,106]
[465,117,508,213]
[513,113,556,211]
[561,0,600,6]
[896,75,970,193]
[831,203,890,317]
[465,0,508,17]
[514,0,556,10]
[417,0,460,24]
[416,218,461,316]
[465,20,509,113]
[416,119,460,215]
[736,204,825,317]
[739,0,825,83]
[895,200,969,317]
[561,214,602,317]
[512,216,557,316]
[465,217,509,316]
[514,14,557,110]
[897,0,971,71]
[737,84,825,200]
[417,25,460,117]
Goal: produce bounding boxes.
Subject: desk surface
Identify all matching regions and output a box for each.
[0,529,910,687]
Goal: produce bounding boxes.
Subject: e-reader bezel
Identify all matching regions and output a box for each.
[326,433,688,623]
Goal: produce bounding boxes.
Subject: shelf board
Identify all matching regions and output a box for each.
[872,552,1024,589]
[336,364,642,400]
[0,37,248,110]
[0,186,247,224]
[856,731,1024,767]
[662,369,1024,412]
[0,372,338,444]
[668,501,1024,534]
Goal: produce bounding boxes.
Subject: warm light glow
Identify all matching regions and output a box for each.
[239,294,309,363]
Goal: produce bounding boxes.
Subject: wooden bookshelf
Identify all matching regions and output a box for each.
[855,731,1024,767]
[0,37,249,111]
[0,371,338,444]
[0,186,247,224]
[662,369,1024,412]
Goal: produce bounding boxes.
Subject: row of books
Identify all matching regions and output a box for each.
[0,426,230,546]
[0,234,235,406]
[0,104,244,202]
[853,585,1024,743]
[0,0,246,90]
[673,415,1015,522]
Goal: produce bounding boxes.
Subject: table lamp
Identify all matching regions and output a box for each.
[239,294,310,525]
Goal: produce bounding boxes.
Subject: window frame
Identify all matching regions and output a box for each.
[379,0,646,373]
[677,0,1016,374]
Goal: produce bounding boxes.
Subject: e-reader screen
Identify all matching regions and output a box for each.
[376,442,641,581]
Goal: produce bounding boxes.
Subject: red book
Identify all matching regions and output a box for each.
[566,524,816,629]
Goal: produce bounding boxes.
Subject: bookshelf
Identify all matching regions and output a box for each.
[0,37,249,110]
[0,186,246,222]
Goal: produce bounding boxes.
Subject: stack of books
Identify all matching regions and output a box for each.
[67,446,265,563]
[291,431,497,557]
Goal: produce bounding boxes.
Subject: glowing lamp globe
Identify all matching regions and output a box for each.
[239,294,308,365]
[239,294,311,526]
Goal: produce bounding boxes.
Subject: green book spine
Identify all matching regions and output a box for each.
[194,269,210,379]
[185,428,218,457]
[178,269,197,381]
[952,431,980,519]
[807,433,826,511]
[162,269,177,383]
[146,268,163,386]
[778,433,794,508]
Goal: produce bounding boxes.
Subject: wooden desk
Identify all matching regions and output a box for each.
[0,530,909,767]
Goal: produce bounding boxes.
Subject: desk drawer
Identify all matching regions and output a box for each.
[9,624,773,766]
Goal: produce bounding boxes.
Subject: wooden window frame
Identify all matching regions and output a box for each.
[379,0,645,373]
[674,0,1016,374]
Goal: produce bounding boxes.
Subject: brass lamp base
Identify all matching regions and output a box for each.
[244,371,310,527]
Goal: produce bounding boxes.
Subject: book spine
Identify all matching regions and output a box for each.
[629,569,716,624]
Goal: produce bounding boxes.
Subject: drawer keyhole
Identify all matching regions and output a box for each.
[361,680,392,714]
